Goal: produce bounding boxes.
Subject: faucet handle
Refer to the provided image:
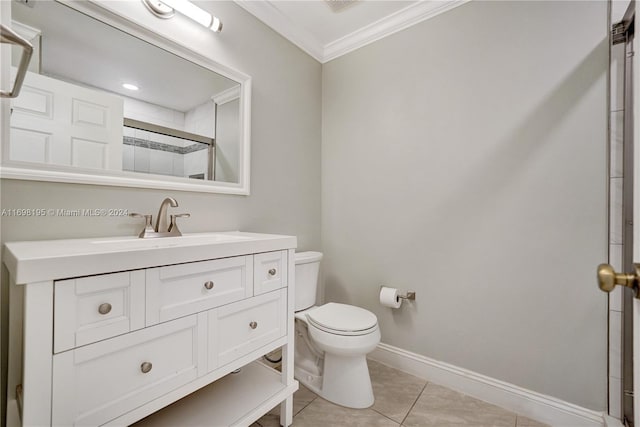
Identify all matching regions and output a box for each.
[129,213,154,238]
[168,213,190,236]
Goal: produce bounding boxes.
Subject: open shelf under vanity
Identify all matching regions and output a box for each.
[133,361,296,426]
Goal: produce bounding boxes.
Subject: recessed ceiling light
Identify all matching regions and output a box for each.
[122,83,139,91]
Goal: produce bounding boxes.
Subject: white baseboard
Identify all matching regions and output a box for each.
[369,343,606,427]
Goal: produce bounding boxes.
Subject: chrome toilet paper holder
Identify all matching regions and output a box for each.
[379,285,417,304]
[399,291,416,300]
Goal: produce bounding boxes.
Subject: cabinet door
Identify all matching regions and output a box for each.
[254,251,287,295]
[52,315,206,426]
[209,288,287,370]
[54,270,145,353]
[146,256,252,326]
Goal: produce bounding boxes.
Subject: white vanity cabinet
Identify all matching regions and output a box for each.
[4,232,298,427]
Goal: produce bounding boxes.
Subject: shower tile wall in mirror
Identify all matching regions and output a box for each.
[122,128,211,180]
[5,0,249,193]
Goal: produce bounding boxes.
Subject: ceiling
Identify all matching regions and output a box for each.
[235,0,469,63]
[10,0,469,108]
[12,0,239,112]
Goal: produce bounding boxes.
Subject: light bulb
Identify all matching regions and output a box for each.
[161,0,222,32]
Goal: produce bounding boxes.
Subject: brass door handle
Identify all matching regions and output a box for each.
[597,263,639,296]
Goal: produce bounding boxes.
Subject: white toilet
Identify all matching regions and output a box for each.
[294,251,381,409]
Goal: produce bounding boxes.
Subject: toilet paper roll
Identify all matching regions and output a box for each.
[379,286,402,309]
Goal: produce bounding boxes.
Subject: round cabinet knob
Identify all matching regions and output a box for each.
[249,321,258,330]
[98,303,112,315]
[268,268,277,276]
[140,362,153,374]
[204,281,214,290]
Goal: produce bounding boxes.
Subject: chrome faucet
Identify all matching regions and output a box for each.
[155,197,178,233]
[129,197,190,238]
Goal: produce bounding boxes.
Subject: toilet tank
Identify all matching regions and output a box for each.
[294,251,323,311]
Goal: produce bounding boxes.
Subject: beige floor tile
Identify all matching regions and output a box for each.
[403,383,517,427]
[256,384,318,427]
[516,415,550,427]
[292,385,319,414]
[253,363,546,427]
[368,360,427,423]
[293,398,399,427]
[255,413,280,427]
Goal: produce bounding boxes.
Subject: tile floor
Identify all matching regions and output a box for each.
[252,360,550,427]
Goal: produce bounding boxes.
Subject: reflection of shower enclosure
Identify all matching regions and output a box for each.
[123,118,215,180]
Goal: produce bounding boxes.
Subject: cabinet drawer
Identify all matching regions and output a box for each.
[146,256,252,326]
[254,251,287,295]
[52,314,206,427]
[54,271,145,353]
[209,288,287,369]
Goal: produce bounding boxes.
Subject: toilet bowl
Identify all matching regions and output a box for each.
[294,252,381,409]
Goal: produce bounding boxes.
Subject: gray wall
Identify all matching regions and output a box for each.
[0,1,321,423]
[321,0,608,410]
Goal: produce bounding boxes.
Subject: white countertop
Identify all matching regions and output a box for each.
[4,232,297,284]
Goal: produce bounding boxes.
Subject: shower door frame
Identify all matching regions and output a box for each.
[621,1,636,425]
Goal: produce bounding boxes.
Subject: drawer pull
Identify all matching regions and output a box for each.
[140,362,153,374]
[268,268,277,276]
[98,303,112,315]
[249,321,258,330]
[204,281,214,290]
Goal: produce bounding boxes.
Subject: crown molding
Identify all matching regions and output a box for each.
[235,0,469,64]
[324,0,470,62]
[234,0,325,62]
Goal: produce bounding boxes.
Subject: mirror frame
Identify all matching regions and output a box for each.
[0,0,251,195]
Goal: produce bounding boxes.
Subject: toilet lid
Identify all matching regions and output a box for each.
[306,303,378,333]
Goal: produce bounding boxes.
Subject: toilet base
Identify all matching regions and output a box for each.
[322,353,374,408]
[294,366,323,395]
[295,353,374,409]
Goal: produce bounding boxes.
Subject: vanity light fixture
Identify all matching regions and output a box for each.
[122,83,139,91]
[142,0,223,33]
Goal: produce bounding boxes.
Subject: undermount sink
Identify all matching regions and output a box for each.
[91,232,252,249]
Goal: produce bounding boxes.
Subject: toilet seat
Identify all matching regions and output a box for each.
[306,303,378,336]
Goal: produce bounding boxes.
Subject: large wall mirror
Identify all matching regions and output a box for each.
[2,0,251,194]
